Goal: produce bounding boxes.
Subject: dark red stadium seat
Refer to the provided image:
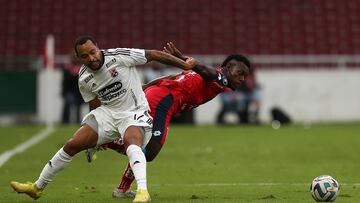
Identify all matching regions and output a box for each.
[2,0,360,56]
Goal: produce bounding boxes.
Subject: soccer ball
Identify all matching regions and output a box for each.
[310,175,340,202]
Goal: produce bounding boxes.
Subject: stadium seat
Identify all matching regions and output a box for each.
[2,0,360,56]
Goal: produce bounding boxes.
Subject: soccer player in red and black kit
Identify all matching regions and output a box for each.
[88,42,251,198]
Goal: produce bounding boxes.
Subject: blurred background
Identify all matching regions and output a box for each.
[1,0,360,125]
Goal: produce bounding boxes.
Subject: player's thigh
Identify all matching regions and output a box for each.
[123,125,145,148]
[145,97,176,161]
[64,124,98,156]
[82,106,121,147]
[118,109,153,148]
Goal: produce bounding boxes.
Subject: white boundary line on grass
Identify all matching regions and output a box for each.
[148,182,360,187]
[0,125,55,168]
[99,182,360,187]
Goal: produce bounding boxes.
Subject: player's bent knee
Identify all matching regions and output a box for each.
[63,138,80,156]
[123,127,144,148]
[64,125,98,156]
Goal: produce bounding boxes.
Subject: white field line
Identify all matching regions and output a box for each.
[97,182,360,187]
[0,125,54,168]
[148,182,360,187]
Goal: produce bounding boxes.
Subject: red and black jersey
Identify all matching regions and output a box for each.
[156,69,229,113]
[143,68,229,148]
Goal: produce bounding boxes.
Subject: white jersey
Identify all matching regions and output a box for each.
[78,48,148,113]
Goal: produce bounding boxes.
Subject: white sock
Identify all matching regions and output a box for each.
[35,147,72,189]
[126,144,147,190]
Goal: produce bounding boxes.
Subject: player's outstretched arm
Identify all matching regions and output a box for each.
[192,64,218,81]
[145,49,197,70]
[163,42,217,81]
[163,42,188,61]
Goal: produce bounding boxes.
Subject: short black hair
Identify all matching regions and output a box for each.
[221,54,251,70]
[74,35,97,55]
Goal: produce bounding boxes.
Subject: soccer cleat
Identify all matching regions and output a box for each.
[133,189,151,203]
[85,146,98,163]
[10,181,43,200]
[112,188,136,198]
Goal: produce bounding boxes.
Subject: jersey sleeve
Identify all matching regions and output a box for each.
[78,80,97,103]
[111,48,147,67]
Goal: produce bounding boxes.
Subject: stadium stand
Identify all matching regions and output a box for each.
[2,0,360,58]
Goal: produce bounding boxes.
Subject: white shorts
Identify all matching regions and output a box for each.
[81,106,153,149]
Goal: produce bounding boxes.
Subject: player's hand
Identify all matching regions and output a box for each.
[184,57,198,70]
[163,42,188,61]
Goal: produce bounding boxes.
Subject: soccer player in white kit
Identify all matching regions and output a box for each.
[10,36,197,203]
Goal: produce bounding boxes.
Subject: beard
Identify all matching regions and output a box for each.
[88,61,101,70]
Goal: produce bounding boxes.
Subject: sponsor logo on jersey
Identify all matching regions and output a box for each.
[84,74,94,83]
[105,58,116,68]
[98,81,126,101]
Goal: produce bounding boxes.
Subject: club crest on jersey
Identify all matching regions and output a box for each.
[109,68,118,77]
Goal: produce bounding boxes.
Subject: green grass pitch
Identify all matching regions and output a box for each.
[1,123,359,202]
